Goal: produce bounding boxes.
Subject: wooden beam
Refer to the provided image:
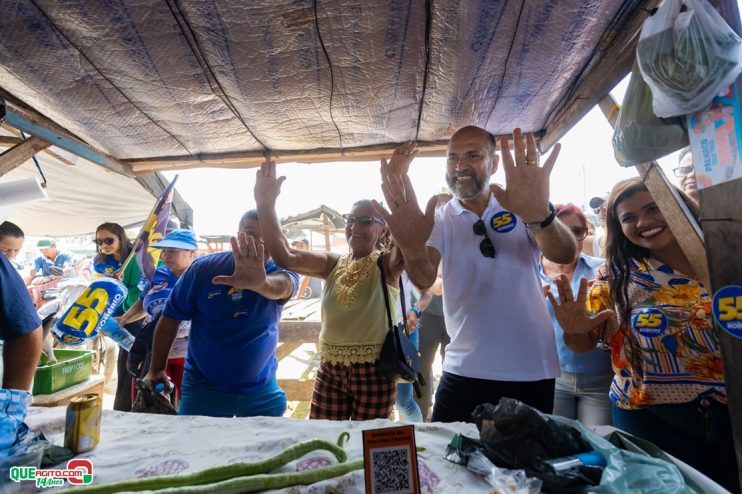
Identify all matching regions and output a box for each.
[597,96,710,288]
[1,90,133,177]
[0,136,50,176]
[126,142,449,175]
[0,136,22,146]
[276,342,303,362]
[0,132,76,167]
[277,379,315,402]
[278,321,321,343]
[540,0,659,151]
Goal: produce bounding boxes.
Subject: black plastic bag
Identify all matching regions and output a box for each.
[126,317,158,379]
[471,398,603,493]
[131,379,177,415]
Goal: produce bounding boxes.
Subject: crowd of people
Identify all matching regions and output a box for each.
[0,126,736,492]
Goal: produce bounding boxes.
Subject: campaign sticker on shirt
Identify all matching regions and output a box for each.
[632,308,668,337]
[490,211,517,233]
[712,285,742,339]
[228,287,244,301]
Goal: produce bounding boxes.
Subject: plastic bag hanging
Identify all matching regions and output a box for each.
[636,0,742,117]
[612,60,689,166]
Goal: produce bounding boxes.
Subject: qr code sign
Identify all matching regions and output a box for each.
[370,446,413,494]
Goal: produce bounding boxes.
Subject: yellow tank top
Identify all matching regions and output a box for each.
[319,251,399,365]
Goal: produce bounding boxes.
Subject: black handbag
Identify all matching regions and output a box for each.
[377,256,425,399]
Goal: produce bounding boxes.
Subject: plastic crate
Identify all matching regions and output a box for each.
[32,349,95,395]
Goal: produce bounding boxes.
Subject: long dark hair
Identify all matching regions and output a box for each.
[605,177,700,326]
[95,222,133,262]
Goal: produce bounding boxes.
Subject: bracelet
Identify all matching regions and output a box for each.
[410,306,422,317]
[525,202,557,231]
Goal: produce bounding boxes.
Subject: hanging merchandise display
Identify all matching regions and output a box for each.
[612,60,689,166]
[636,0,742,118]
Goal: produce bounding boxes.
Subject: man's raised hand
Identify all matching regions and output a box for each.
[490,128,561,223]
[212,232,267,291]
[382,140,418,176]
[373,169,437,254]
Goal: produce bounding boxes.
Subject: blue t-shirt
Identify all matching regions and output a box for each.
[93,254,122,276]
[142,266,179,318]
[34,251,74,276]
[539,253,613,375]
[163,252,299,393]
[1,255,42,340]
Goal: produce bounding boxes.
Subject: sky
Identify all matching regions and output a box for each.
[162,77,682,237]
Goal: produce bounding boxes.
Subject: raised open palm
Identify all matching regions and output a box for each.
[545,275,615,335]
[254,158,286,207]
[491,128,560,223]
[212,233,267,290]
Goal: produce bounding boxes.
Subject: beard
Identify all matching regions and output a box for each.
[446,169,489,200]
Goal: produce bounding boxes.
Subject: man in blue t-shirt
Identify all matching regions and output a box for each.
[30,239,75,278]
[144,210,298,417]
[0,254,43,449]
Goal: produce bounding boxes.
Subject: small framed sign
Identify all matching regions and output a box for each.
[362,425,420,494]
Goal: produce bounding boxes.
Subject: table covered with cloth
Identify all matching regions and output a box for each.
[25,407,491,493]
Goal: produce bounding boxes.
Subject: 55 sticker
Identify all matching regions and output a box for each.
[632,308,668,337]
[490,211,517,233]
[712,285,742,338]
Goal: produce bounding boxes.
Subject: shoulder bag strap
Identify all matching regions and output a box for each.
[377,254,394,330]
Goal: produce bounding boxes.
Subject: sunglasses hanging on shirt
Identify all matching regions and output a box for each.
[473,219,496,258]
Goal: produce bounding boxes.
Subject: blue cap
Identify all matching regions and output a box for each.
[152,229,198,250]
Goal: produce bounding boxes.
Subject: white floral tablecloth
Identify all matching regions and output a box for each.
[25,407,492,493]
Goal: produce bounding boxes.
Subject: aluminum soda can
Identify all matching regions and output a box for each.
[64,394,101,454]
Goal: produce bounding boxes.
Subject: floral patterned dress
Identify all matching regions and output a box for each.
[588,257,725,410]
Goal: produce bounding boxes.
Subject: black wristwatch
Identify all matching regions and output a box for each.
[525,202,557,231]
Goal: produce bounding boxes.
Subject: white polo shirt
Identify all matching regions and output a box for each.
[427,194,560,381]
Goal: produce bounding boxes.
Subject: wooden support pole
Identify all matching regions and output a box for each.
[0,136,22,147]
[597,95,710,288]
[0,136,50,176]
[703,0,742,487]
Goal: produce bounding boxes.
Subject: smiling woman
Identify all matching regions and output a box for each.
[546,177,738,493]
[254,156,408,421]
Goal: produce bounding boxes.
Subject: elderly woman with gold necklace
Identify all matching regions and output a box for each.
[254,147,414,420]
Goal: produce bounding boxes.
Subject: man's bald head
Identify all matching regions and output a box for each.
[450,126,498,159]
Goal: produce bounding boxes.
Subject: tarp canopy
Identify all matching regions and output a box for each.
[0,0,654,175]
[0,132,192,236]
[4,146,154,236]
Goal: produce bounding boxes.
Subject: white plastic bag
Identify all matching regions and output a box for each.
[637,0,742,117]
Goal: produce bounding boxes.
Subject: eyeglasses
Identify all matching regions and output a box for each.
[570,227,588,240]
[94,238,116,246]
[672,165,693,177]
[343,214,385,227]
[592,205,605,215]
[473,219,496,258]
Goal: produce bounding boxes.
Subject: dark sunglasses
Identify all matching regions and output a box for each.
[570,227,588,241]
[592,205,605,215]
[473,219,496,258]
[94,237,116,246]
[343,214,385,227]
[672,165,693,178]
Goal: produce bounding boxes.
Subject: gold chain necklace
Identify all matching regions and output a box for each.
[334,253,377,310]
